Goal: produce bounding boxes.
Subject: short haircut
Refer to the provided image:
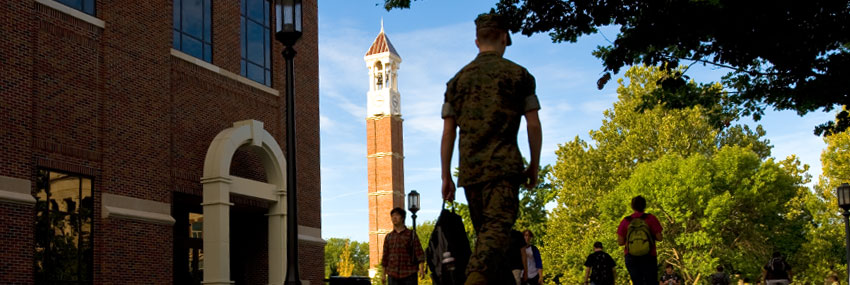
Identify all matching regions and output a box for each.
[523,229,534,238]
[390,207,406,220]
[772,251,781,258]
[631,196,647,212]
[716,265,724,272]
[476,28,504,46]
[593,242,603,249]
[665,264,674,269]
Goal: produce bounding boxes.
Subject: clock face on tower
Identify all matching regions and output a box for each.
[391,95,400,114]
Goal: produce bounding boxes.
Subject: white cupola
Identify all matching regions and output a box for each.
[364,21,402,117]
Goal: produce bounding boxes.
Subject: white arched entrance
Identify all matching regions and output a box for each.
[200,120,288,285]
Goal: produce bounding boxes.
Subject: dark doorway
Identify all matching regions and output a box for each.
[173,193,203,285]
[230,199,269,284]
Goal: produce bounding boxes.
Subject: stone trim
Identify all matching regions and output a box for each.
[0,176,36,205]
[298,225,325,244]
[102,193,175,225]
[369,229,392,235]
[36,0,106,28]
[170,49,280,96]
[366,114,404,121]
[366,152,404,159]
[367,191,403,197]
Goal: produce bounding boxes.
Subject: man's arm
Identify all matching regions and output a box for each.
[584,267,590,284]
[441,117,458,201]
[524,110,542,188]
[655,232,663,242]
[617,231,626,246]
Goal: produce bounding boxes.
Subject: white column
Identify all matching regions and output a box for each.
[201,177,235,285]
[267,187,287,285]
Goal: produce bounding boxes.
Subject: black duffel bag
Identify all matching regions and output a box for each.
[426,202,471,285]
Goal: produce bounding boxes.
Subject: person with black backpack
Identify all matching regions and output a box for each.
[617,196,663,285]
[584,242,616,285]
[761,252,792,285]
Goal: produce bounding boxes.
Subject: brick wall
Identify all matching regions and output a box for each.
[367,115,406,269]
[0,0,322,284]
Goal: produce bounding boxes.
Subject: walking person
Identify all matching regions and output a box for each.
[659,264,682,285]
[522,230,543,285]
[617,196,663,285]
[584,242,616,285]
[762,252,792,285]
[709,265,731,285]
[440,11,543,285]
[382,207,426,285]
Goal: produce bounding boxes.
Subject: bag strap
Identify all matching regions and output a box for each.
[442,201,456,213]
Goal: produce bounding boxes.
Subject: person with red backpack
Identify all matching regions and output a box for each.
[617,196,663,285]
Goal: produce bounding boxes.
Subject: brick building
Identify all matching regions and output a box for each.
[0,0,323,284]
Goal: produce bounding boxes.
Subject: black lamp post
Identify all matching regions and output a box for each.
[837,183,850,284]
[273,0,302,284]
[408,190,420,234]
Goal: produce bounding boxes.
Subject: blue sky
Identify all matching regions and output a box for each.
[317,0,834,241]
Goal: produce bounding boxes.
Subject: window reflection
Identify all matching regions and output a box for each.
[173,0,213,62]
[56,0,95,16]
[241,0,272,86]
[34,169,94,284]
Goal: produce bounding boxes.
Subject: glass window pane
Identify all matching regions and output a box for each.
[173,0,181,30]
[246,21,264,64]
[265,70,271,86]
[247,63,264,84]
[84,0,95,15]
[264,29,270,66]
[204,44,212,62]
[241,60,247,76]
[182,36,203,59]
[173,30,181,49]
[264,0,269,26]
[247,0,264,22]
[57,0,83,11]
[182,0,203,39]
[295,2,302,31]
[241,17,246,58]
[203,0,211,42]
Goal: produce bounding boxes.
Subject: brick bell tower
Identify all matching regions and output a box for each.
[365,22,405,277]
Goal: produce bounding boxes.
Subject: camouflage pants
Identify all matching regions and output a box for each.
[463,177,520,283]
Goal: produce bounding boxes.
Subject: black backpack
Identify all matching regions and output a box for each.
[426,203,471,285]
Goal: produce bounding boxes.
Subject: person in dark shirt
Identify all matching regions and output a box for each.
[659,264,682,285]
[584,242,616,285]
[709,265,731,285]
[762,252,792,285]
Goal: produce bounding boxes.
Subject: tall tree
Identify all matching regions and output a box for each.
[338,240,356,276]
[542,65,772,283]
[599,147,811,283]
[793,130,850,283]
[384,0,850,135]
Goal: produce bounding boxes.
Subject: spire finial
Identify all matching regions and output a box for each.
[380,18,384,33]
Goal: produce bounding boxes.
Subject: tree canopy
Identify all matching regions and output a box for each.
[384,0,850,135]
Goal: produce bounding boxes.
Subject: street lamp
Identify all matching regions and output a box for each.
[837,183,850,284]
[273,0,302,284]
[408,190,420,234]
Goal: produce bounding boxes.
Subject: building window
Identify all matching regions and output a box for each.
[240,0,272,86]
[55,0,95,16]
[34,169,93,284]
[174,0,212,62]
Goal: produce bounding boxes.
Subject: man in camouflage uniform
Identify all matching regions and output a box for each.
[440,12,543,285]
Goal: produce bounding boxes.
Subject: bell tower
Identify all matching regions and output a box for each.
[364,22,404,277]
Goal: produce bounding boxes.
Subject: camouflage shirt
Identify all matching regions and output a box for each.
[442,51,540,187]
